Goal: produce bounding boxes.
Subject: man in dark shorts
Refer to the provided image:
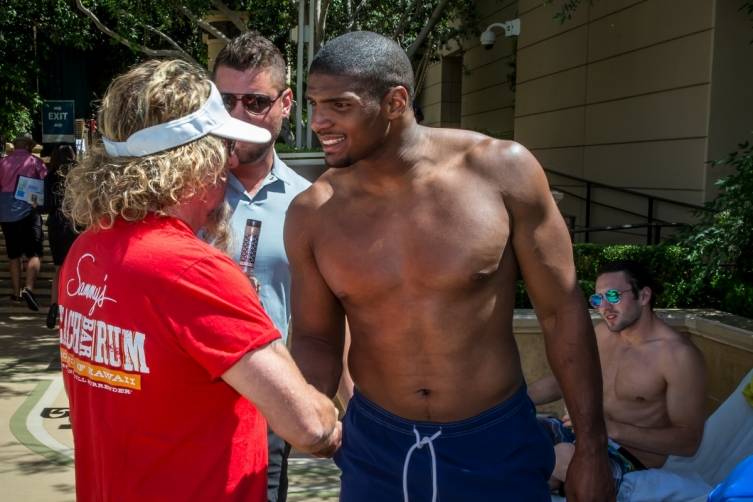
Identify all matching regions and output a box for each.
[286,31,613,502]
[0,134,47,310]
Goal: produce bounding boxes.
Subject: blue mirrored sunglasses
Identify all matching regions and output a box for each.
[589,288,633,308]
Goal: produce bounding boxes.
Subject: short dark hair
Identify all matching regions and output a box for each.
[212,31,287,89]
[13,134,35,150]
[597,260,660,308]
[309,31,414,101]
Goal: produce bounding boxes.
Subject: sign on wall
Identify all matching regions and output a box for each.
[42,100,75,143]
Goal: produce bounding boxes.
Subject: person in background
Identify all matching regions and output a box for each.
[0,134,47,310]
[44,144,78,328]
[213,31,349,502]
[530,260,707,493]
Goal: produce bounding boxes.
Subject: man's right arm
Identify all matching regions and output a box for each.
[222,341,341,456]
[284,189,347,399]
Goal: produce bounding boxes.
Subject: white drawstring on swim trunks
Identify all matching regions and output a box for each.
[402,426,442,502]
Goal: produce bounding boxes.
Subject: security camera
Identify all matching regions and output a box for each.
[480,30,496,50]
[480,19,521,49]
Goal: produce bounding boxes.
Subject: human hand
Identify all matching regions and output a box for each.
[564,444,615,502]
[311,420,342,458]
[561,412,573,430]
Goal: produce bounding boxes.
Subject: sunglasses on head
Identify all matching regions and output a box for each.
[589,288,633,308]
[221,90,284,115]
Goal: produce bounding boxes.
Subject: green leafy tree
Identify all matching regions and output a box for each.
[72,0,479,92]
[0,0,93,142]
[0,0,293,142]
[1,0,480,143]
[72,0,295,65]
[679,139,753,316]
[315,0,479,90]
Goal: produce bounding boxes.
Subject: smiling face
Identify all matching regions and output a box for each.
[214,65,292,165]
[594,271,647,332]
[306,73,390,168]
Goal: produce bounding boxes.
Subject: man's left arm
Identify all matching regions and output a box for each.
[607,343,707,457]
[490,140,613,502]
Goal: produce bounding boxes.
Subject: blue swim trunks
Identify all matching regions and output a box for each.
[335,385,555,502]
[538,417,647,491]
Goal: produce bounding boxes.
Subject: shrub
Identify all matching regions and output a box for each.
[679,138,753,309]
[515,243,752,318]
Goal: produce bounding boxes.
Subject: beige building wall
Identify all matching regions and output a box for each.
[416,63,443,126]
[515,0,717,242]
[415,0,752,244]
[705,0,753,198]
[417,0,517,136]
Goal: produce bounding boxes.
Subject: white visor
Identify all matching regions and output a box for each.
[102,81,271,157]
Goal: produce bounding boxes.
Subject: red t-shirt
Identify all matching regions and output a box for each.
[59,214,280,502]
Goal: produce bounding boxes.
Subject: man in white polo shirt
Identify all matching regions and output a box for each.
[213,32,311,502]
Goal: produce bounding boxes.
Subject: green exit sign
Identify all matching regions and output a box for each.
[42,100,75,143]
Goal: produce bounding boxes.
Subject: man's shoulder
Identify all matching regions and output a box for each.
[426,129,544,191]
[284,173,339,236]
[648,317,705,368]
[428,127,525,160]
[108,217,236,274]
[652,316,692,343]
[289,175,332,211]
[0,151,21,169]
[424,127,507,162]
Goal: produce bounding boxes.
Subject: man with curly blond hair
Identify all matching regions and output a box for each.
[60,59,341,502]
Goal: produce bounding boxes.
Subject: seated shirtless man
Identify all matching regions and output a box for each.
[286,31,613,502]
[529,260,707,492]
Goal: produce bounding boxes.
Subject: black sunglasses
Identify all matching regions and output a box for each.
[221,90,284,115]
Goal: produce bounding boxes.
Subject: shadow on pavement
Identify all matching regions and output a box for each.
[288,457,341,501]
[0,444,70,476]
[0,316,60,390]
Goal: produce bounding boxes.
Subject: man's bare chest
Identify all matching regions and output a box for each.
[602,344,667,406]
[313,186,511,301]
